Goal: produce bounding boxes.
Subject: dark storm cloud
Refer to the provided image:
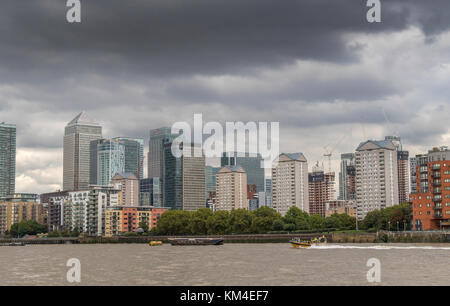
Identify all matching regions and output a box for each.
[2,0,450,192]
[0,0,444,80]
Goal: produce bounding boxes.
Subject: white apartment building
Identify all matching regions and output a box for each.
[355,140,399,220]
[271,153,309,216]
[215,165,248,211]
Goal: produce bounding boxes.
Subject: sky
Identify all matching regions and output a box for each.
[2,0,450,194]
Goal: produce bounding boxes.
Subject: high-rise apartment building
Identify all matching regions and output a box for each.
[397,150,410,203]
[87,186,120,236]
[221,152,265,193]
[0,123,16,199]
[308,170,335,217]
[355,140,399,220]
[113,137,144,179]
[163,143,206,211]
[338,153,356,201]
[0,201,44,233]
[411,147,450,231]
[91,139,125,186]
[271,153,309,215]
[63,112,102,191]
[410,157,417,194]
[215,165,248,211]
[385,136,410,204]
[110,173,139,206]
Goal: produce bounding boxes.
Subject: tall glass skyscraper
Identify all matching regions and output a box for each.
[92,139,125,186]
[221,152,265,192]
[338,153,356,201]
[63,112,102,191]
[148,127,180,206]
[0,123,16,198]
[163,142,206,210]
[113,137,144,179]
[148,127,179,179]
[139,177,161,207]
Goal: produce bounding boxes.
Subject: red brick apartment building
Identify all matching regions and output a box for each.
[411,148,450,230]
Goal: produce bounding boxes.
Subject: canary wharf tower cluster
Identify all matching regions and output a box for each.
[2,109,450,235]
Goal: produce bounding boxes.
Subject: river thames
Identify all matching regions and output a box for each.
[1,243,449,286]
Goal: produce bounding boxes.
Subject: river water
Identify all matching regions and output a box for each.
[1,243,449,286]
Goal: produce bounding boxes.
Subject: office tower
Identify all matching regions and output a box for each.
[338,153,356,201]
[410,157,417,194]
[308,170,335,217]
[265,178,272,207]
[148,127,179,178]
[247,184,258,211]
[63,112,102,191]
[221,152,264,193]
[163,143,206,211]
[271,153,309,216]
[139,177,161,207]
[215,165,248,211]
[113,137,144,179]
[206,166,221,194]
[355,140,399,220]
[0,123,16,199]
[148,128,179,206]
[92,139,125,186]
[111,173,139,206]
[206,166,220,207]
[385,136,410,204]
[411,146,450,231]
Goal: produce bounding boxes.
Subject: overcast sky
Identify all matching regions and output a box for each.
[2,0,450,194]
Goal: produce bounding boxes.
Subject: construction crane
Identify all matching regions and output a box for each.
[323,134,347,174]
[137,156,145,179]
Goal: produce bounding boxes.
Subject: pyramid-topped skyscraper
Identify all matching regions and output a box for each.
[63,112,102,191]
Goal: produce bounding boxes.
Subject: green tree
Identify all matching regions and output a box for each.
[190,208,214,235]
[283,206,311,230]
[361,203,411,231]
[10,220,46,237]
[156,210,192,235]
[250,207,283,233]
[229,209,253,234]
[206,210,231,234]
[309,214,324,231]
[138,221,149,233]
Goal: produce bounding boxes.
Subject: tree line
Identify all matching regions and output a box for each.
[2,203,412,237]
[154,203,412,236]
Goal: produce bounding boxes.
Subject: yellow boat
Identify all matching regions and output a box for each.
[289,240,312,248]
[149,241,163,246]
[290,235,327,248]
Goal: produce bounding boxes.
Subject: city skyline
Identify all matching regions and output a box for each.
[3,1,450,194]
[4,111,450,195]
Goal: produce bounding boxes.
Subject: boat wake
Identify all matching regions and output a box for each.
[309,245,450,250]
